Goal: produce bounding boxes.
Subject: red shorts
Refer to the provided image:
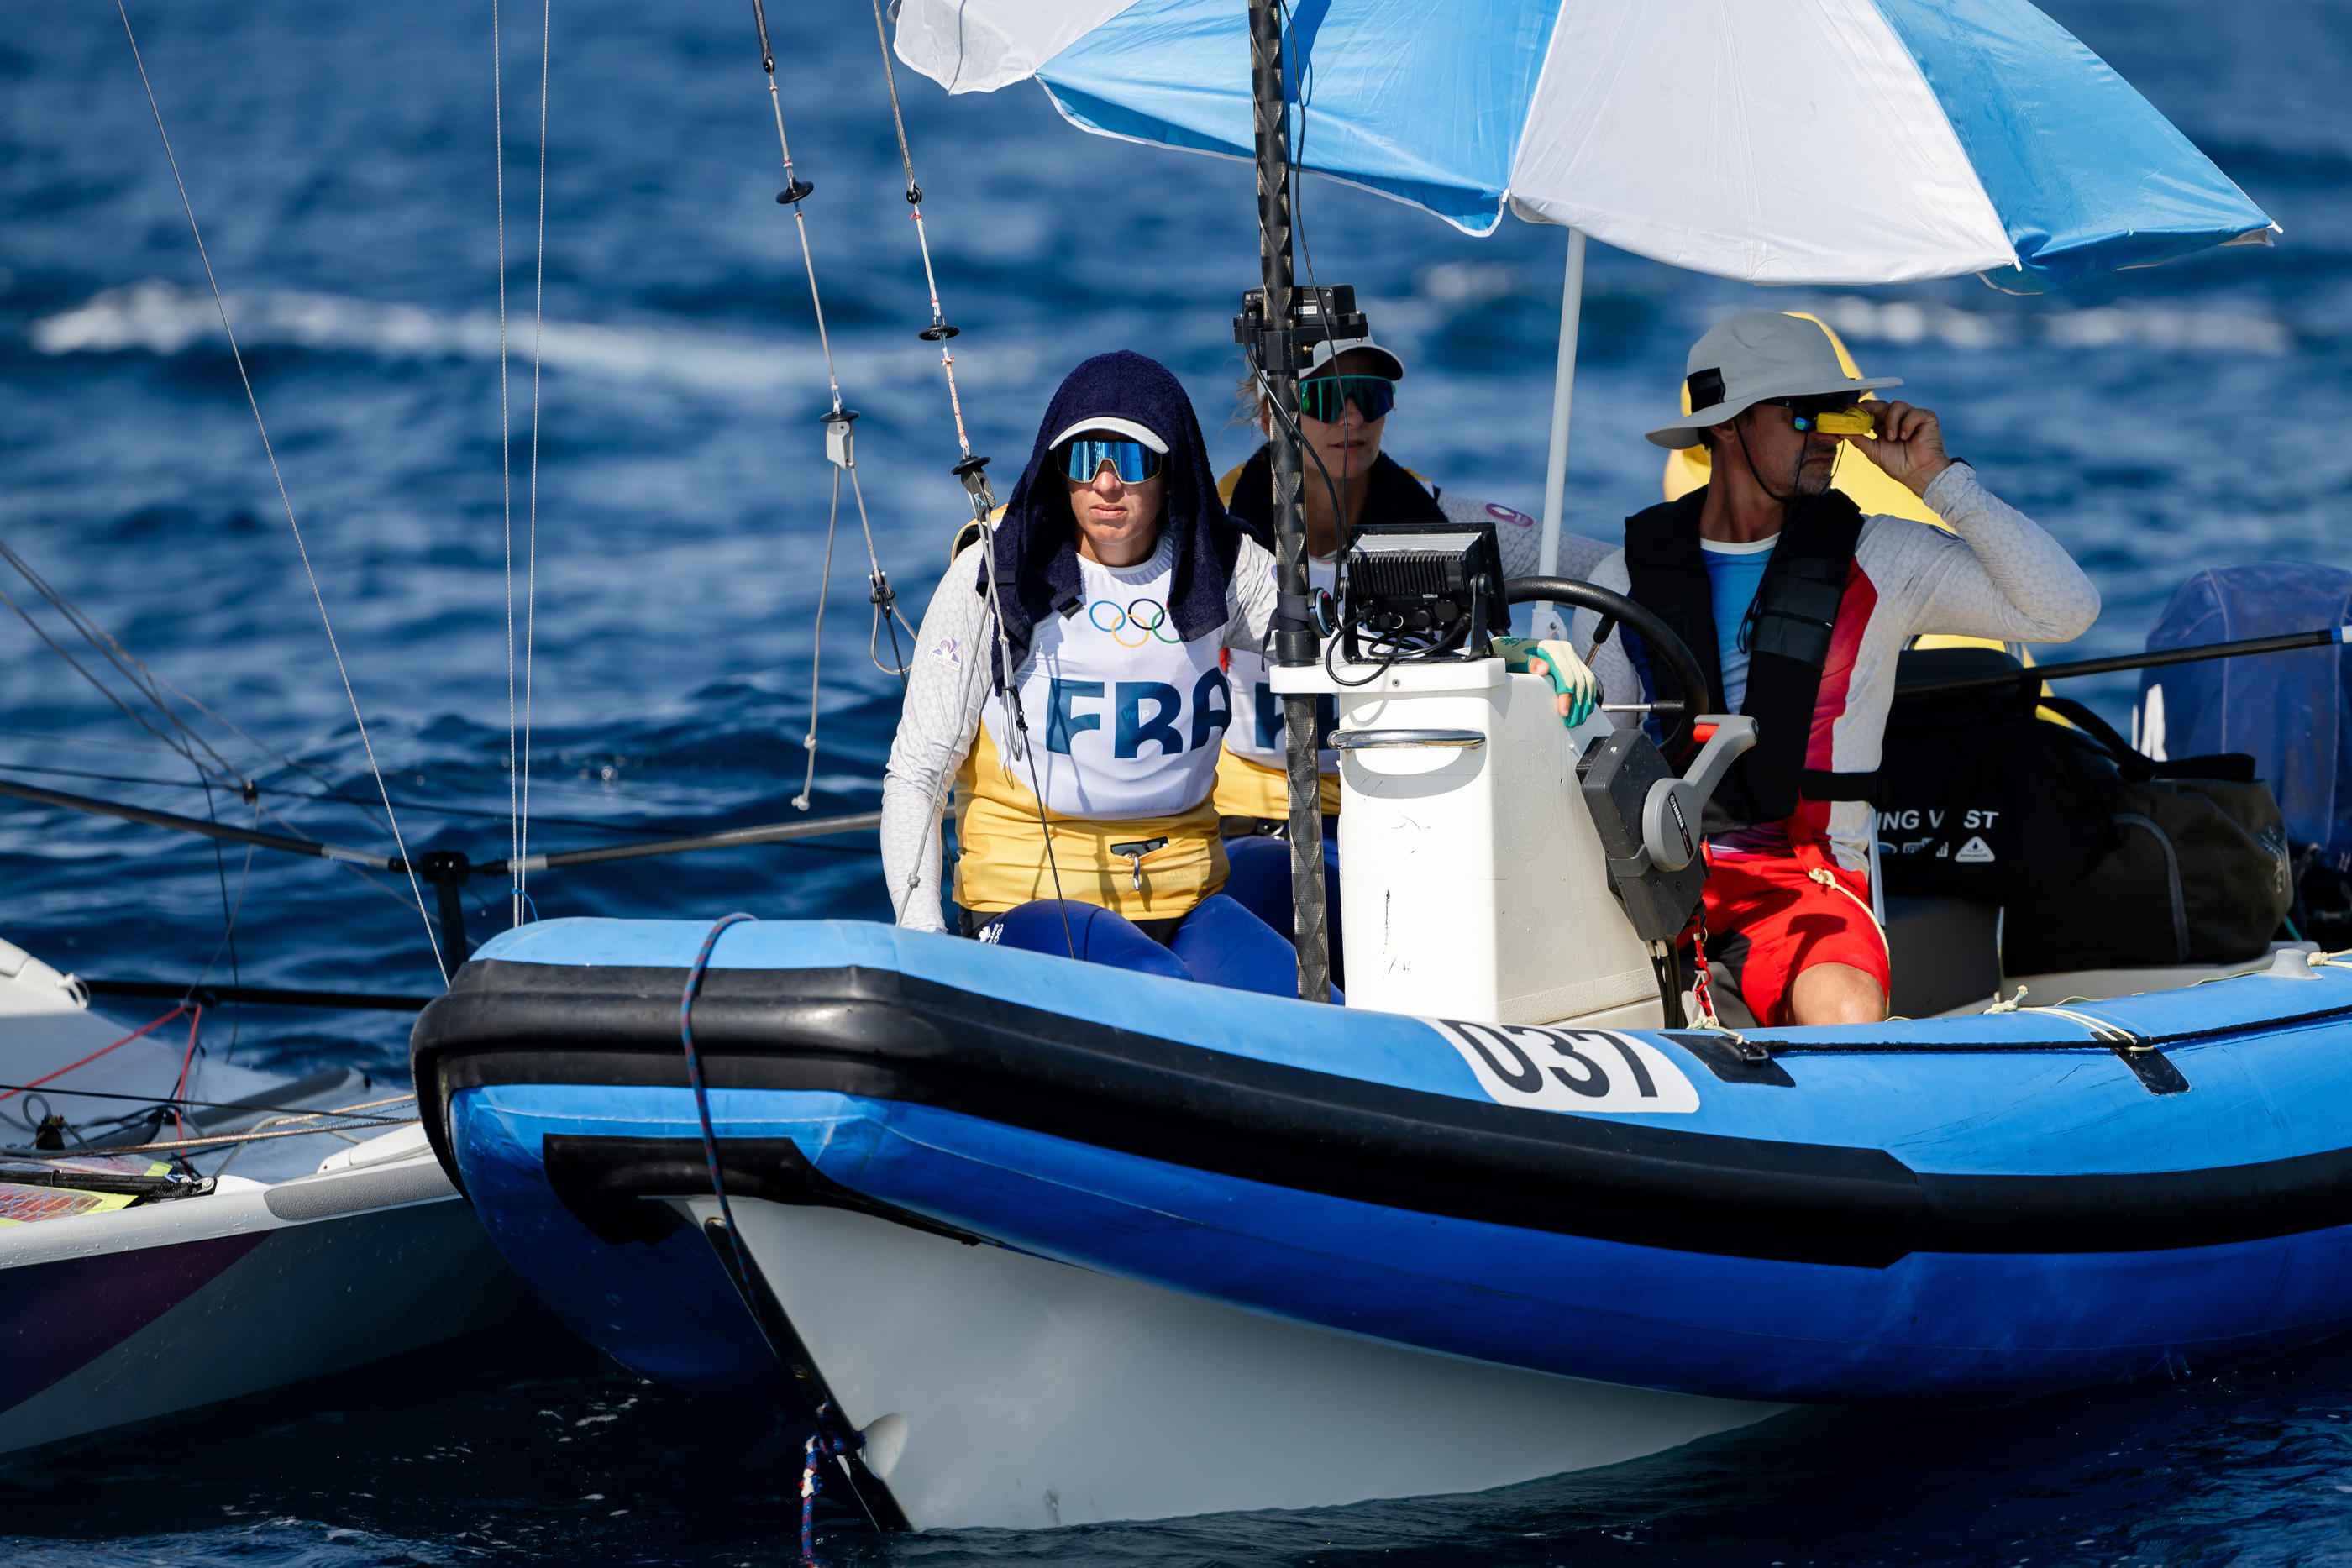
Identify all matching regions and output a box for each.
[1689,839,1889,1028]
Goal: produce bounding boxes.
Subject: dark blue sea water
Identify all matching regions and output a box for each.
[3,1,2349,1560]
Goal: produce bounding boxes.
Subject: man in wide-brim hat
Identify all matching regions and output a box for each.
[1569,310,2098,1027]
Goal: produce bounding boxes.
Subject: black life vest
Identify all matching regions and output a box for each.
[1621,485,1877,833]
[1224,446,1449,543]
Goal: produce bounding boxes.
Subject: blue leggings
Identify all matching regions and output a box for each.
[1220,834,1344,988]
[980,893,1326,1000]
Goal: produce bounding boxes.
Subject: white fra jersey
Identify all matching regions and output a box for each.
[979,534,1232,820]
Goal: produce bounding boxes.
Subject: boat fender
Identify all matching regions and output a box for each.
[1577,716,1759,942]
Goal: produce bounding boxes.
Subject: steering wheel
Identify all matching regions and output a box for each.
[1504,576,1715,763]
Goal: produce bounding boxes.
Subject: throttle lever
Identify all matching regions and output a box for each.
[1639,716,1758,873]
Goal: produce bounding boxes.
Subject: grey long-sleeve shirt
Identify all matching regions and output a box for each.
[1575,464,2099,871]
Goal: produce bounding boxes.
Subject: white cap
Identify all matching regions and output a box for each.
[1306,333,1404,381]
[1048,416,1168,454]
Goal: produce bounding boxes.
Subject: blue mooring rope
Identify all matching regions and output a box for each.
[801,1413,856,1563]
[682,907,865,1560]
[681,911,863,1561]
[680,910,759,1287]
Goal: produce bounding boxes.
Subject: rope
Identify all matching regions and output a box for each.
[13,1115,419,1158]
[117,1,444,978]
[0,1085,412,1124]
[168,1004,202,1140]
[680,911,759,1289]
[800,1420,858,1565]
[0,1004,188,1104]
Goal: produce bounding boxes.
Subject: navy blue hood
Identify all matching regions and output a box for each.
[984,351,1245,683]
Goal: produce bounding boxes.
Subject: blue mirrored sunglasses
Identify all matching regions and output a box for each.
[1061,438,1165,483]
[1299,375,1396,423]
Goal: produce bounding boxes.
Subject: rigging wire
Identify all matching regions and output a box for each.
[491,0,554,928]
[866,0,987,517]
[492,0,518,929]
[0,580,235,792]
[116,0,444,979]
[194,774,255,1059]
[0,540,409,834]
[743,0,912,820]
[0,541,251,792]
[794,459,844,811]
[519,0,550,927]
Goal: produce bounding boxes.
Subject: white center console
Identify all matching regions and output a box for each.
[1274,658,1663,1028]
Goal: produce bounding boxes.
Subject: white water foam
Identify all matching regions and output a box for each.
[28,281,1039,396]
[1806,294,2293,355]
[1408,265,2294,357]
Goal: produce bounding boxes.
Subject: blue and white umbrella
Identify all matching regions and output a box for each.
[894,0,2276,595]
[894,0,2274,290]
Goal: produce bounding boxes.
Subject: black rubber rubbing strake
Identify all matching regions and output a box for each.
[412,960,2352,1271]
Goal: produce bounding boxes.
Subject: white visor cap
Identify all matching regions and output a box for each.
[1047,417,1168,454]
[1306,333,1405,381]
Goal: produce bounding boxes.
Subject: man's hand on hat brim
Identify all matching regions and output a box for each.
[1849,401,1954,498]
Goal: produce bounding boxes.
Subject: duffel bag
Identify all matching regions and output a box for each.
[1876,648,2119,902]
[2002,700,2292,972]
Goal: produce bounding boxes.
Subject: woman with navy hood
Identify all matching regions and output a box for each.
[880,351,1301,993]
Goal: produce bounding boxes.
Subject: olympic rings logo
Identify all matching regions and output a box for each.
[1086,597,1181,648]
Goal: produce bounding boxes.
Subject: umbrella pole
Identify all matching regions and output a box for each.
[1533,227,1588,638]
[1247,0,1331,1004]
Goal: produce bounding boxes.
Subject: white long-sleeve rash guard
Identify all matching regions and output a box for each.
[881,535,1281,932]
[1575,464,2099,872]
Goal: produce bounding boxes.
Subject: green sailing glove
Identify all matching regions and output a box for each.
[1494,635,1599,728]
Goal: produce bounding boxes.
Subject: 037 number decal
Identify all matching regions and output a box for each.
[1428,1020,1699,1114]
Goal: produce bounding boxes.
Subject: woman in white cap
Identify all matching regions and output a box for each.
[1214,329,1612,836]
[1575,310,2098,1028]
[881,351,1312,996]
[1210,327,1609,967]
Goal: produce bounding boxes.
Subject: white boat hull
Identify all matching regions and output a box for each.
[1,941,533,1453]
[2,1143,535,1454]
[695,1195,1782,1531]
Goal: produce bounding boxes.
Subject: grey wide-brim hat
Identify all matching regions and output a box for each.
[1645,311,1901,450]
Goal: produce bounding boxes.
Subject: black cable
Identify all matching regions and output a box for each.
[1255,357,1350,546]
[1276,0,1356,563]
[197,774,244,1058]
[0,758,879,843]
[0,1081,410,1124]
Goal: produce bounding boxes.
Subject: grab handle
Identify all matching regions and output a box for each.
[1330,729,1486,752]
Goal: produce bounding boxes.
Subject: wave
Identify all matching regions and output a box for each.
[26,281,1040,396]
[1799,295,2294,355]
[1408,265,2295,356]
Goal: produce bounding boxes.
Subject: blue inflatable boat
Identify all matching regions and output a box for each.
[414,912,2352,1530]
